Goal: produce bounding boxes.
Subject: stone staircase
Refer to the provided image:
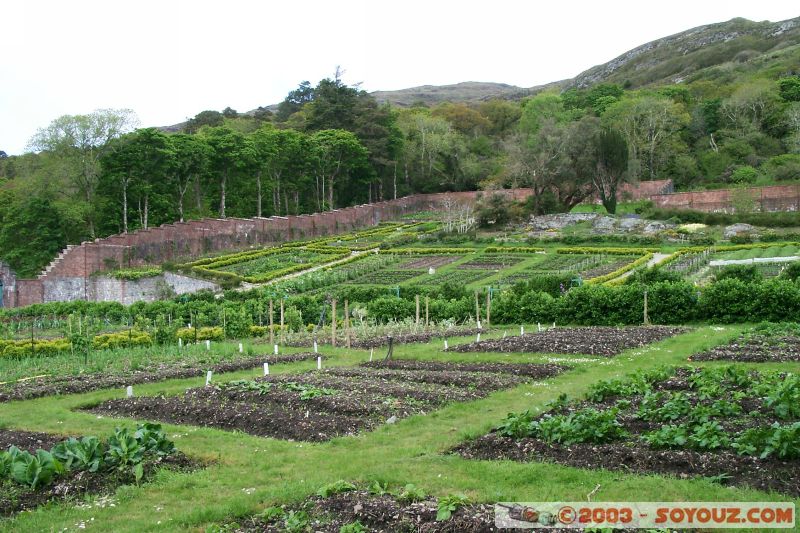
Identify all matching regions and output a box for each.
[37,244,77,279]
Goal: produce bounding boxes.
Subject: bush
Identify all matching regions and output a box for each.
[92,330,152,350]
[729,234,753,244]
[176,326,224,344]
[366,297,415,323]
[730,166,759,184]
[782,262,800,281]
[714,265,762,283]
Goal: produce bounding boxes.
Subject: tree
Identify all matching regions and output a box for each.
[0,195,66,277]
[309,130,368,210]
[100,128,175,232]
[27,108,139,237]
[604,95,688,180]
[250,126,306,216]
[202,127,251,218]
[276,81,315,122]
[168,134,211,222]
[184,110,224,133]
[592,127,629,214]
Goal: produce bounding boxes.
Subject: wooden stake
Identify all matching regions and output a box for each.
[331,299,337,347]
[474,292,481,328]
[486,291,491,327]
[643,289,650,325]
[344,299,351,349]
[269,300,274,345]
[425,296,429,327]
[415,294,420,327]
[280,299,285,345]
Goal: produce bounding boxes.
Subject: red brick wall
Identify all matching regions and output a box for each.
[15,190,535,306]
[650,184,800,213]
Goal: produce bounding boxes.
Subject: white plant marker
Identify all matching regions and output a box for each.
[205,340,211,350]
[313,341,318,353]
[538,322,541,332]
[520,325,524,336]
[444,339,449,350]
[369,348,373,361]
[274,344,279,355]
[263,362,269,376]
[317,356,322,370]
[178,338,183,348]
[238,343,243,353]
[205,370,213,386]
[477,320,482,329]
[552,322,556,328]
[126,385,133,398]
[503,331,507,338]
[476,333,481,342]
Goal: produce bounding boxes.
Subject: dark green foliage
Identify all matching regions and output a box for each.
[713,264,762,283]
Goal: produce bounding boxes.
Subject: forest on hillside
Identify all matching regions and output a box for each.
[1,50,800,277]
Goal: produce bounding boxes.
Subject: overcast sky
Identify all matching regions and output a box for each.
[1,1,798,155]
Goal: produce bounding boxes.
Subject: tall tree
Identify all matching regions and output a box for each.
[168,134,211,222]
[27,109,139,236]
[202,127,251,218]
[309,130,368,210]
[592,127,629,214]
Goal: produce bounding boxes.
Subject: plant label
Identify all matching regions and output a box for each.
[263,362,269,376]
[206,370,213,386]
[520,326,524,335]
[369,348,373,361]
[238,343,243,353]
[126,385,133,398]
[476,333,481,342]
[503,331,507,338]
[552,322,556,328]
[274,344,278,355]
[537,322,541,332]
[477,320,482,329]
[178,338,183,348]
[313,341,318,353]
[444,339,448,350]
[317,356,322,370]
[205,340,211,350]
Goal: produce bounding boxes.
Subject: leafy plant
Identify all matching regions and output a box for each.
[106,427,146,471]
[367,480,389,496]
[219,380,272,396]
[317,480,356,498]
[734,422,800,459]
[688,421,730,451]
[495,410,537,438]
[51,436,105,472]
[9,448,63,489]
[531,408,628,445]
[134,423,175,457]
[283,382,337,401]
[436,494,469,521]
[762,375,800,420]
[641,425,689,448]
[258,506,286,521]
[395,483,427,503]
[339,522,367,533]
[283,510,310,533]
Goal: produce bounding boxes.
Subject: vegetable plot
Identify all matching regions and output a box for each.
[88,362,566,442]
[455,366,800,496]
[0,425,189,516]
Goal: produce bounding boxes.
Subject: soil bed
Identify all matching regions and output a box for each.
[0,352,319,403]
[361,360,568,378]
[287,327,485,349]
[398,255,462,269]
[222,490,521,533]
[0,429,196,516]
[449,326,687,356]
[87,363,567,442]
[454,366,800,496]
[690,334,800,362]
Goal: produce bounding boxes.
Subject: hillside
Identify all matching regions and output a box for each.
[570,16,800,89]
[370,81,555,107]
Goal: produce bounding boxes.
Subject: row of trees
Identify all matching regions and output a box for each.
[1,70,799,276]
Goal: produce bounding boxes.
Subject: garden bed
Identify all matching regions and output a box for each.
[454,366,800,496]
[690,333,800,362]
[460,255,526,270]
[219,488,511,533]
[348,327,486,349]
[0,426,195,516]
[413,270,493,287]
[87,363,567,442]
[397,255,463,269]
[449,326,687,356]
[0,352,319,403]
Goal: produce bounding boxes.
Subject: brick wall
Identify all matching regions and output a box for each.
[1,189,534,308]
[649,184,800,213]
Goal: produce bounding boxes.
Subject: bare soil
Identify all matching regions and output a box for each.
[449,326,688,356]
[690,335,800,362]
[0,352,319,403]
[87,364,568,442]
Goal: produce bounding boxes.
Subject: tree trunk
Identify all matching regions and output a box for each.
[122,176,128,234]
[220,168,227,218]
[393,161,398,200]
[194,174,202,211]
[143,194,149,229]
[256,170,262,218]
[328,176,334,211]
[178,181,186,223]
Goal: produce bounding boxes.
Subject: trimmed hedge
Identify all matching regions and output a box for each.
[591,253,653,285]
[175,326,224,343]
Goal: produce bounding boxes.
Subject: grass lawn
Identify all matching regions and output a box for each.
[2,325,799,532]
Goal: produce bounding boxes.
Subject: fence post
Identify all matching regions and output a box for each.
[269,299,274,346]
[331,299,337,347]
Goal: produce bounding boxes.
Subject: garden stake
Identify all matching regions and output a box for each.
[274,344,278,355]
[205,370,213,386]
[269,300,274,346]
[317,356,322,370]
[238,342,243,353]
[263,362,269,376]
[331,299,337,347]
[205,340,211,350]
[280,299,285,345]
[126,385,133,398]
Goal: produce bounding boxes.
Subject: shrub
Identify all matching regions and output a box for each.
[714,264,762,283]
[175,326,224,343]
[93,330,152,350]
[366,297,415,323]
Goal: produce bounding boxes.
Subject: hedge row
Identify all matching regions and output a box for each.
[556,247,658,255]
[590,253,653,285]
[484,246,545,253]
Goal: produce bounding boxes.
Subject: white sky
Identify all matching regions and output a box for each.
[1,1,798,155]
